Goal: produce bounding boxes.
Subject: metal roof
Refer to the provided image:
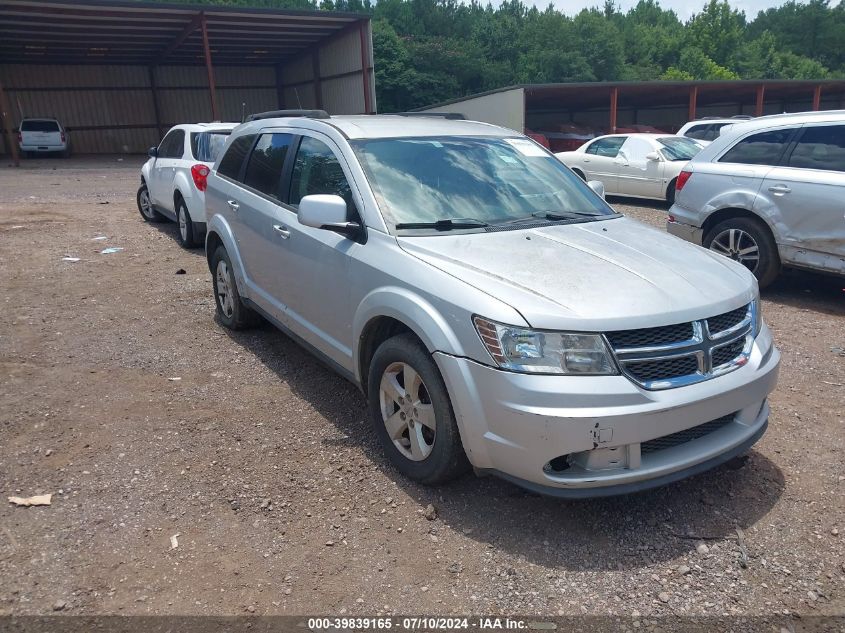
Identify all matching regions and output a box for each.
[0,0,369,66]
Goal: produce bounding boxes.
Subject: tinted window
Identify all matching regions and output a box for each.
[787,125,845,172]
[585,137,626,157]
[710,122,731,139]
[684,124,711,141]
[289,137,353,209]
[720,129,793,166]
[191,131,231,162]
[218,134,256,181]
[243,133,293,199]
[158,129,185,159]
[21,120,60,132]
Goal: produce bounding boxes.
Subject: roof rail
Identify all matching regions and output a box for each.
[731,115,754,119]
[245,109,330,122]
[391,112,466,120]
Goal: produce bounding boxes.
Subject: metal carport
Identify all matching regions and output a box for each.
[0,0,376,164]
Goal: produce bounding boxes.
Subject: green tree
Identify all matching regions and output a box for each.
[686,0,746,68]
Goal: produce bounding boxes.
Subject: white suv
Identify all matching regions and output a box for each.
[18,118,70,157]
[137,123,237,248]
[677,116,753,146]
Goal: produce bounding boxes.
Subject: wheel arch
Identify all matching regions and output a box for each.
[702,207,777,244]
[204,216,248,291]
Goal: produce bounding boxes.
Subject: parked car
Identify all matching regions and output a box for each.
[18,118,70,157]
[555,133,702,204]
[676,116,753,146]
[204,110,779,498]
[668,110,845,287]
[137,122,237,248]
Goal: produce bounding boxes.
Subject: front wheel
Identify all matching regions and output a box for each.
[367,334,469,485]
[137,183,164,223]
[666,178,677,206]
[210,246,260,330]
[704,217,781,288]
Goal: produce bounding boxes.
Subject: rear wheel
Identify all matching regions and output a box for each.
[176,199,199,248]
[704,217,780,288]
[137,183,164,223]
[210,245,260,330]
[367,334,469,485]
[666,178,677,205]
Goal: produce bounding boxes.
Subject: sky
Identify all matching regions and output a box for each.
[550,0,842,21]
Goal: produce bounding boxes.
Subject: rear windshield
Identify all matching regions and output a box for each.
[657,137,701,161]
[191,131,231,162]
[21,120,60,132]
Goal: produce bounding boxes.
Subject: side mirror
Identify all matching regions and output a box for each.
[645,151,661,162]
[148,146,158,158]
[587,180,605,200]
[298,194,362,240]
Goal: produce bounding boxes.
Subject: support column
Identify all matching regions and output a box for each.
[755,85,765,117]
[812,84,822,111]
[200,12,219,121]
[312,51,323,110]
[0,77,20,167]
[688,85,698,121]
[609,87,618,133]
[148,66,163,138]
[359,21,372,114]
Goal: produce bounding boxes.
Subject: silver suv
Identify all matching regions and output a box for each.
[205,110,780,498]
[668,111,845,287]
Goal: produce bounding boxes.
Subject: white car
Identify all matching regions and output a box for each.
[18,118,70,157]
[137,122,237,248]
[555,133,703,204]
[677,116,753,146]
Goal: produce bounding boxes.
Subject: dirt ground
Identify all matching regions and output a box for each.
[0,156,843,619]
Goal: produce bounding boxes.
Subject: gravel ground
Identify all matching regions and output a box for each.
[0,157,843,619]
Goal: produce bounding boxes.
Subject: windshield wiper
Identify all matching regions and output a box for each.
[532,210,604,220]
[395,218,489,231]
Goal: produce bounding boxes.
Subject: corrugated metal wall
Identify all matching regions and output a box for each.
[0,63,277,154]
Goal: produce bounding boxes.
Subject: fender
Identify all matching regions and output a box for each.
[205,214,251,298]
[173,171,196,201]
[352,286,467,385]
[140,159,153,183]
[701,187,759,220]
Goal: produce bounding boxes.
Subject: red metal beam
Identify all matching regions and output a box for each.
[200,12,219,120]
[688,85,698,121]
[609,87,618,133]
[359,21,372,114]
[755,85,765,117]
[812,84,822,111]
[0,76,20,166]
[156,13,201,64]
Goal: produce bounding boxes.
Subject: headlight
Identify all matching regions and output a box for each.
[473,316,618,375]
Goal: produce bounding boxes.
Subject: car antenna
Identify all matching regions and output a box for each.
[295,88,303,109]
[241,102,246,123]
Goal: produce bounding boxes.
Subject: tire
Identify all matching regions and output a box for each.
[704,217,781,288]
[210,245,260,330]
[666,179,677,206]
[137,183,164,223]
[176,198,199,248]
[572,168,587,181]
[367,333,470,485]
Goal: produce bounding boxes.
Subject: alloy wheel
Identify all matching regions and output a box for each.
[215,260,234,318]
[139,189,154,219]
[379,361,436,461]
[709,228,760,273]
[178,206,188,241]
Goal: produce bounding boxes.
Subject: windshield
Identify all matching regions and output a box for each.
[191,131,231,162]
[351,136,616,230]
[658,137,701,161]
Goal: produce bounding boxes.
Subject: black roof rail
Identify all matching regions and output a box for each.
[245,109,330,122]
[391,112,466,120]
[731,114,754,119]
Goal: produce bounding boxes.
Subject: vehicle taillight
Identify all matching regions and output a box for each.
[675,170,692,191]
[668,215,675,223]
[191,164,210,192]
[60,132,66,143]
[16,132,22,144]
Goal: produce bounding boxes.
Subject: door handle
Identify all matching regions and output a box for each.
[273,224,290,239]
[768,185,791,195]
[227,200,240,212]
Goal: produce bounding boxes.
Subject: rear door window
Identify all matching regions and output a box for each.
[585,137,627,158]
[21,120,60,132]
[217,134,256,181]
[158,129,185,159]
[288,136,354,212]
[242,133,294,200]
[719,129,794,166]
[191,131,231,162]
[786,124,845,173]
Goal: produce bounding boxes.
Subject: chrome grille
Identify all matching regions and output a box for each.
[641,414,735,454]
[606,303,754,390]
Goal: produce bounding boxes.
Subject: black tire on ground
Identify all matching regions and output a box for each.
[367,333,470,485]
[210,245,260,330]
[703,216,781,288]
[176,198,199,248]
[666,178,677,206]
[136,183,165,223]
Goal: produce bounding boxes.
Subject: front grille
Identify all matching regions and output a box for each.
[606,322,693,349]
[712,338,745,367]
[625,355,699,383]
[641,414,735,454]
[707,305,748,335]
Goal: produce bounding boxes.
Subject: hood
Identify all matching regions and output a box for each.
[397,217,756,331]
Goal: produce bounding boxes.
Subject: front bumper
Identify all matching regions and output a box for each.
[434,325,780,498]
